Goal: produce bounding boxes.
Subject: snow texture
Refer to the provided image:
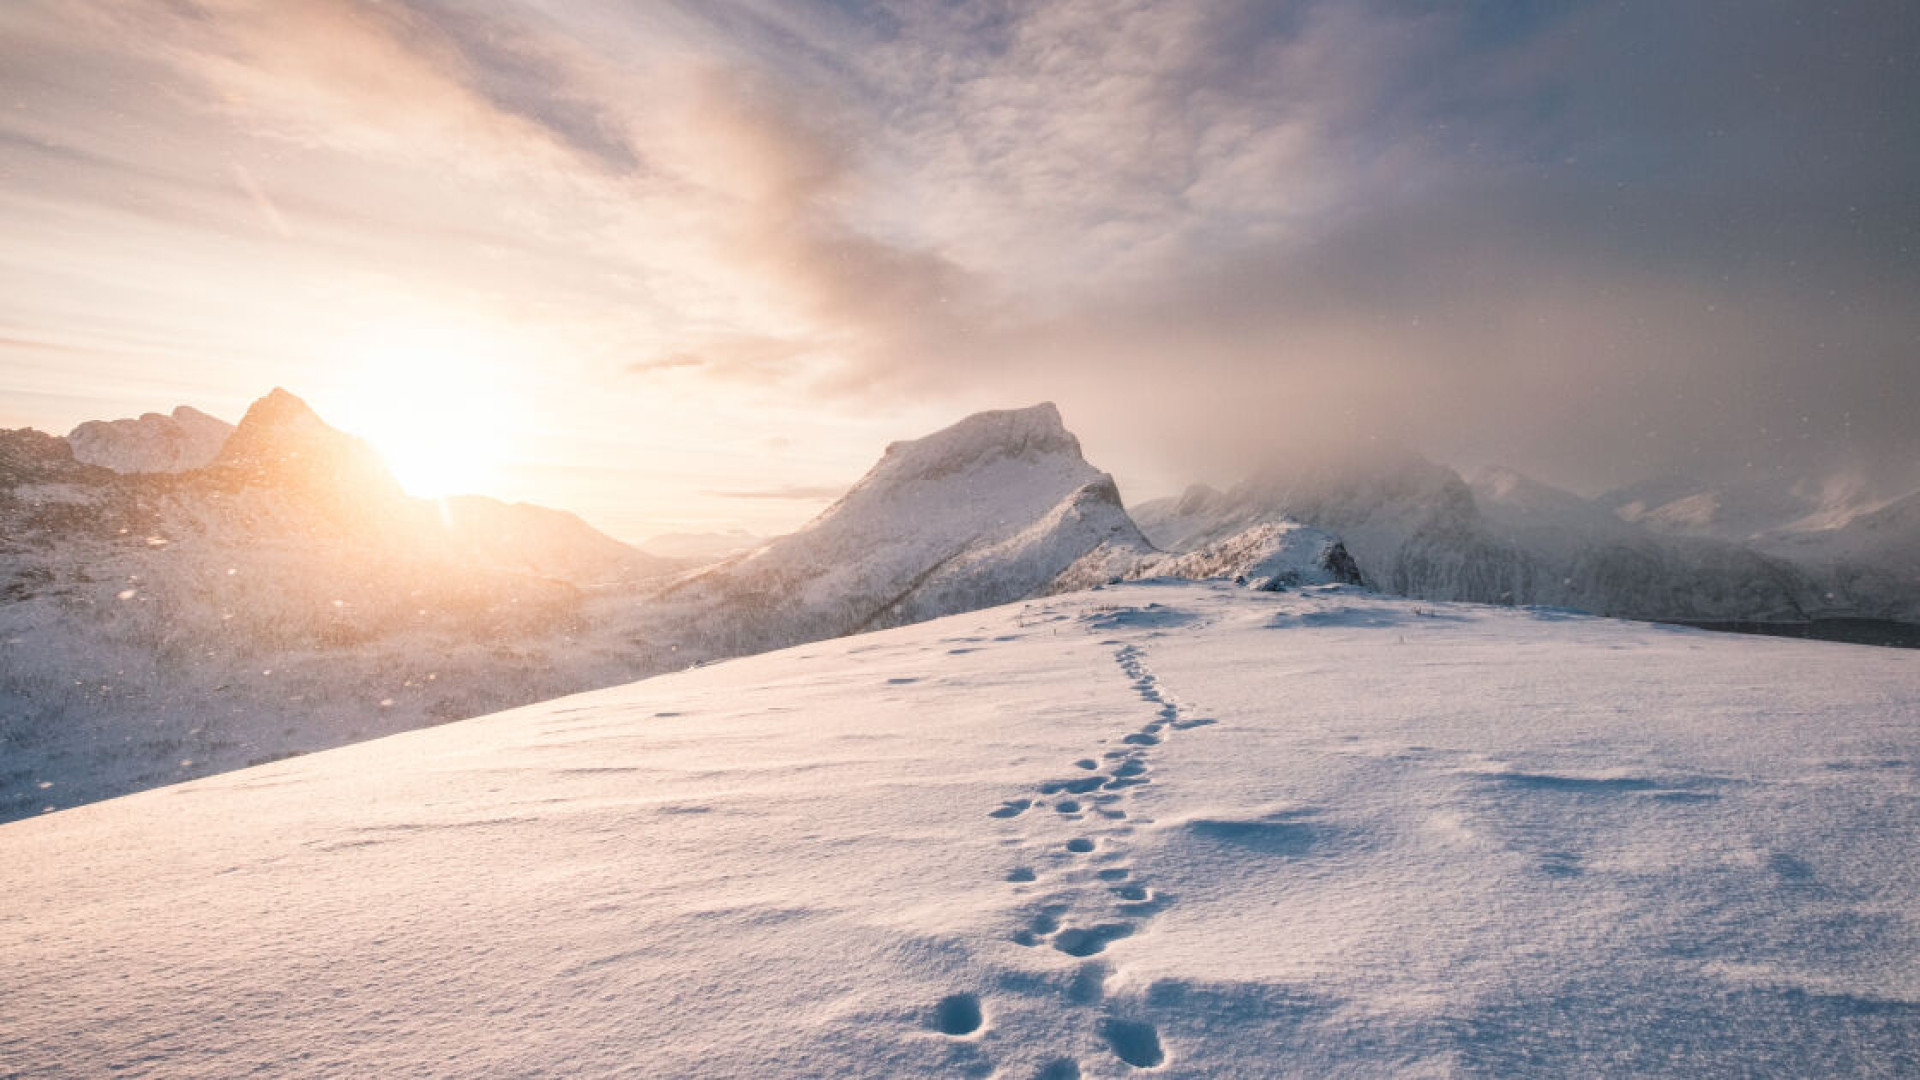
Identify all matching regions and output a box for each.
[2,582,1916,1077]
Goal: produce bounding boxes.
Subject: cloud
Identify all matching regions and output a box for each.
[738,0,1920,493]
[626,334,815,378]
[707,483,847,501]
[6,0,1919,530]
[91,0,640,175]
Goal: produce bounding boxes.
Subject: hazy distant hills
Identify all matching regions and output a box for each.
[1135,447,1920,625]
[3,392,1917,820]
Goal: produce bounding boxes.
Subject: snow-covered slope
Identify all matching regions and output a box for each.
[66,404,233,474]
[655,403,1155,652]
[1054,521,1363,594]
[3,583,1915,1077]
[1145,521,1362,590]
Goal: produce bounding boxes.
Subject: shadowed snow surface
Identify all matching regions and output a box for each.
[2,583,1917,1077]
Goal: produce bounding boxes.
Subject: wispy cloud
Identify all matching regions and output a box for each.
[4,0,1918,535]
[706,483,848,501]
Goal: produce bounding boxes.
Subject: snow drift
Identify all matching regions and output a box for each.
[2,583,1914,1077]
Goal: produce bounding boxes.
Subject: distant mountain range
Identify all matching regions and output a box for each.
[3,391,1914,819]
[1135,446,1920,624]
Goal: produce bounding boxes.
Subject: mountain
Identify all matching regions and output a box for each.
[1135,445,1538,604]
[1755,489,1920,622]
[13,392,1913,823]
[66,404,233,474]
[0,390,675,819]
[1141,521,1362,590]
[5,397,1277,820]
[1135,449,1820,621]
[652,403,1156,652]
[1599,471,1883,542]
[5,582,1916,1076]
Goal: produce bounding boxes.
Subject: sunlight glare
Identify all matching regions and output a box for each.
[323,321,528,499]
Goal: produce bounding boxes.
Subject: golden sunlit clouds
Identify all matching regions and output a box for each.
[317,320,529,499]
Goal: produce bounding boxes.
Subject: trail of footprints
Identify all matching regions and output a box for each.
[935,642,1219,1073]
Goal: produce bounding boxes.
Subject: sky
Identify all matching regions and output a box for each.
[1,0,1917,541]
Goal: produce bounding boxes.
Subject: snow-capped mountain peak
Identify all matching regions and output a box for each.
[862,401,1082,492]
[660,402,1152,649]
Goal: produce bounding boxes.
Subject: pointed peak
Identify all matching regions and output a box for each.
[213,389,397,494]
[237,387,323,426]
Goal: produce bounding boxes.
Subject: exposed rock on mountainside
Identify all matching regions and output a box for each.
[67,405,233,474]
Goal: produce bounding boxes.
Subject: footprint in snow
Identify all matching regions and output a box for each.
[1039,776,1105,796]
[1103,1018,1165,1068]
[1052,923,1134,957]
[932,993,983,1036]
[1011,906,1066,946]
[989,799,1031,819]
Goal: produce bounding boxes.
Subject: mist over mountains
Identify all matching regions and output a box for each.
[3,390,1916,819]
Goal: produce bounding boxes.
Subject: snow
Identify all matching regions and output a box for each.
[652,403,1153,651]
[1135,453,1901,623]
[0,399,1159,820]
[1143,521,1359,590]
[3,582,1916,1077]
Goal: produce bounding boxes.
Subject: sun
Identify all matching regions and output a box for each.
[321,321,525,499]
